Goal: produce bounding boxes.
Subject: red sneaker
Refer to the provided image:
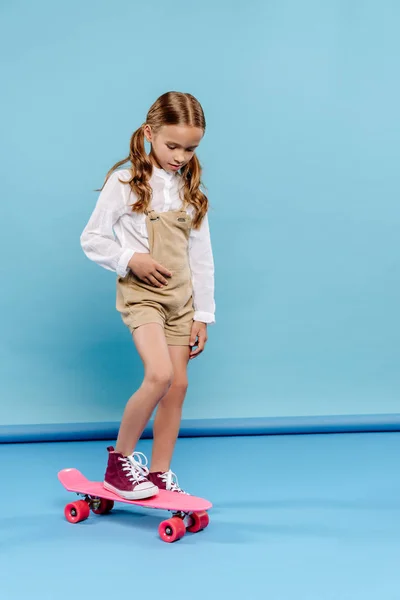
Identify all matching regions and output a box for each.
[148,470,189,494]
[103,446,158,500]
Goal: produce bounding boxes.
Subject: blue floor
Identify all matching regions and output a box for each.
[2,432,400,599]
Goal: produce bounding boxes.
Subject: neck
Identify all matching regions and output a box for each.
[149,151,163,170]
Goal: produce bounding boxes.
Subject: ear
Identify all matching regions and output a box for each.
[143,124,152,143]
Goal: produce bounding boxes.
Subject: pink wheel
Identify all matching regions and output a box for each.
[64,500,90,524]
[187,511,210,533]
[92,498,114,515]
[159,517,186,543]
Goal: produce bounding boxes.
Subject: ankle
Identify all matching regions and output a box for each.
[115,446,131,457]
[150,466,169,474]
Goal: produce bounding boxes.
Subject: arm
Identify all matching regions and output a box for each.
[188,213,216,324]
[80,171,136,277]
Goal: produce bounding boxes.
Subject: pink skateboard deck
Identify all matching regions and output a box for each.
[58,468,212,543]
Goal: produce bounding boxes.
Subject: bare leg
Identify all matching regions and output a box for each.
[115,324,173,456]
[150,345,190,473]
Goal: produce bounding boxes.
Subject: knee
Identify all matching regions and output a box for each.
[171,376,189,395]
[145,369,173,395]
[158,376,188,411]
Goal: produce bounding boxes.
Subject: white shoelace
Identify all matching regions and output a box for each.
[119,452,149,484]
[160,470,188,494]
[129,452,150,477]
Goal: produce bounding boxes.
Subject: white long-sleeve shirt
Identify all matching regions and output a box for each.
[80,166,215,324]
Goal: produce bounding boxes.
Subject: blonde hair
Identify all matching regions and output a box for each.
[100,92,208,229]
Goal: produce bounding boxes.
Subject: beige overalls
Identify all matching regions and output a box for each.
[116,209,194,345]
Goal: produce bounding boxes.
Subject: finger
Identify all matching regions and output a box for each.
[190,347,203,359]
[155,262,172,278]
[147,274,163,288]
[189,330,199,347]
[197,334,207,352]
[152,271,168,286]
[196,328,207,347]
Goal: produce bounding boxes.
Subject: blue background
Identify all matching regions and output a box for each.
[1,0,399,430]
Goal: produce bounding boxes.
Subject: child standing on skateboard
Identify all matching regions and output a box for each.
[80,92,215,500]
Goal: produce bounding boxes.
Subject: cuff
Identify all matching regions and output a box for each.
[193,311,215,324]
[116,248,135,277]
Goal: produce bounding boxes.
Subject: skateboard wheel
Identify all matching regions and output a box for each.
[159,517,186,543]
[92,499,114,515]
[187,511,210,533]
[64,500,90,524]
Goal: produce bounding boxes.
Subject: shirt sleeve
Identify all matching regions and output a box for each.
[80,171,136,277]
[188,214,216,324]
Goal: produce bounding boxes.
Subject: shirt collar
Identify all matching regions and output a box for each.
[152,165,176,181]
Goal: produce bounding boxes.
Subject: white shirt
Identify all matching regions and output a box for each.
[80,166,215,324]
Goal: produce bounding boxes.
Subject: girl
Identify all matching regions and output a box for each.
[80,91,215,500]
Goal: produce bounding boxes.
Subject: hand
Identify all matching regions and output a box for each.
[128,253,172,288]
[189,322,208,359]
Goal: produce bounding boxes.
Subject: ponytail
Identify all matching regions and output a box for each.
[97,125,153,214]
[181,154,208,229]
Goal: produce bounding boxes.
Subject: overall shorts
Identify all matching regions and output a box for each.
[116,209,194,346]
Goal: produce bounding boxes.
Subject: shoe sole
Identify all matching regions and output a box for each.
[103,481,159,500]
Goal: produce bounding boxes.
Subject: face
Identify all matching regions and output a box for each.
[143,124,204,173]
